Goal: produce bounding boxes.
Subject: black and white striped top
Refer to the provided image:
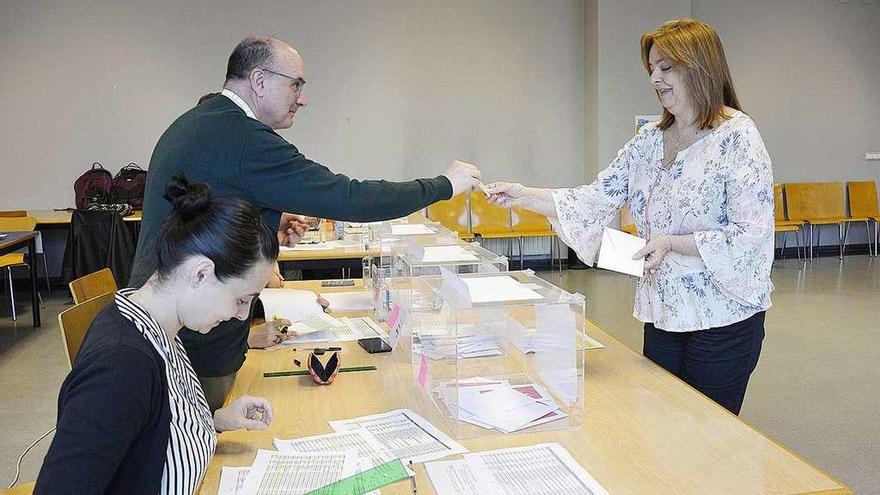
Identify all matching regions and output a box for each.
[115,289,217,495]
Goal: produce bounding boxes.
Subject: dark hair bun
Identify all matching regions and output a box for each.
[163,174,213,221]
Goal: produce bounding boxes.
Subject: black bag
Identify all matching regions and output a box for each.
[112,163,148,209]
[74,162,114,209]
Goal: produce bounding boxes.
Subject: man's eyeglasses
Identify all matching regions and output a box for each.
[260,68,306,95]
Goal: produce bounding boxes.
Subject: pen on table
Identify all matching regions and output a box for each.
[409,460,417,494]
[271,315,289,334]
[291,347,342,352]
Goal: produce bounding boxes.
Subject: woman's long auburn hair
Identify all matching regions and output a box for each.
[641,19,743,130]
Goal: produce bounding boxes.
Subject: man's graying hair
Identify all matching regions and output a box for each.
[225,36,276,81]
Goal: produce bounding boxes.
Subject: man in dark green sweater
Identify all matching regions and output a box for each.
[131,35,480,410]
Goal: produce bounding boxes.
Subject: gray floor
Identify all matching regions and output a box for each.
[0,256,878,493]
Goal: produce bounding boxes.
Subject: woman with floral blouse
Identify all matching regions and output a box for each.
[486,18,773,415]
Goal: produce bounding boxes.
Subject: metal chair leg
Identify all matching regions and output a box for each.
[555,237,563,272]
[795,227,802,262]
[780,231,788,259]
[809,224,815,261]
[866,220,875,257]
[7,267,16,321]
[41,253,51,295]
[518,237,525,270]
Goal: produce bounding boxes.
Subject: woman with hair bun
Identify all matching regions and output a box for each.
[35,175,280,495]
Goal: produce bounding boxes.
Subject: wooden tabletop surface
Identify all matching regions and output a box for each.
[200,280,850,495]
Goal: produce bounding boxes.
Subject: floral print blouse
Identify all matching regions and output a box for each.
[551,111,774,331]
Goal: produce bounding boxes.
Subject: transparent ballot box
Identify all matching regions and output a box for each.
[362,221,458,289]
[405,270,586,438]
[372,240,509,326]
[364,219,457,243]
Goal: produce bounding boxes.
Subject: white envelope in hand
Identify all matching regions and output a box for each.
[597,227,646,277]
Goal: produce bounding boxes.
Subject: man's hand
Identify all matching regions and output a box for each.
[443,160,481,197]
[248,318,293,349]
[213,395,273,432]
[278,213,310,247]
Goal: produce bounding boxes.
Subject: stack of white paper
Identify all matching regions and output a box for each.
[390,224,436,235]
[320,291,374,311]
[274,429,394,495]
[221,410,467,494]
[418,331,502,360]
[438,378,567,433]
[259,289,324,323]
[461,276,544,304]
[237,449,357,495]
[421,245,479,263]
[509,322,606,353]
[218,466,250,495]
[329,409,468,463]
[281,316,386,344]
[425,443,610,495]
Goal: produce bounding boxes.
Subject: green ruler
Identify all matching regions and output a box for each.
[263,365,377,378]
[302,458,411,495]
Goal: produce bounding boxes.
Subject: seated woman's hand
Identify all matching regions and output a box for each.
[213,395,273,432]
[248,318,294,349]
[484,182,527,207]
[317,296,330,313]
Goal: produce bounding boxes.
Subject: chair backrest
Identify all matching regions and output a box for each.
[773,183,787,221]
[427,194,472,238]
[469,193,511,236]
[0,210,28,218]
[58,291,115,368]
[0,216,37,232]
[847,181,879,218]
[69,267,118,305]
[620,204,637,235]
[511,207,552,234]
[784,182,845,221]
[0,480,35,495]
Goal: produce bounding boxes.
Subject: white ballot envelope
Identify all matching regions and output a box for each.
[597,227,646,277]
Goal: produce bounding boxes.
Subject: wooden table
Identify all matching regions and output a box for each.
[276,212,438,273]
[0,231,41,327]
[201,281,850,495]
[28,209,142,225]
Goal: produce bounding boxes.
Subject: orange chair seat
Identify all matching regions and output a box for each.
[775,219,803,227]
[804,216,847,225]
[0,253,25,268]
[516,230,555,238]
[774,224,800,233]
[474,231,514,239]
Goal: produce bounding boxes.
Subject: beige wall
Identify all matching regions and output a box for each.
[0,0,585,210]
